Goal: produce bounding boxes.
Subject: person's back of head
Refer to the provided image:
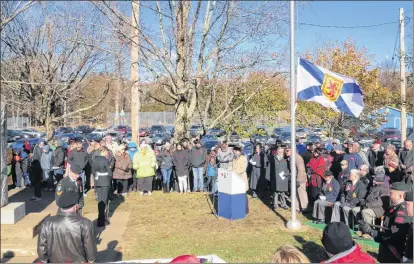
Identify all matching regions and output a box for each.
[271,245,310,263]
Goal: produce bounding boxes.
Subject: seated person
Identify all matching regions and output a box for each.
[331,169,367,226]
[352,171,389,238]
[312,171,340,224]
[359,164,371,189]
[386,161,402,183]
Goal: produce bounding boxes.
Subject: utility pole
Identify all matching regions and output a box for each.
[412,0,414,124]
[400,8,407,144]
[131,0,140,143]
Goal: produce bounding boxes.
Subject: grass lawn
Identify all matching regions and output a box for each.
[82,192,378,263]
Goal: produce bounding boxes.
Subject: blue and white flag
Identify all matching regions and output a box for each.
[296,58,364,118]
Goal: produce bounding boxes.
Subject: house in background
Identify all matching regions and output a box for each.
[377,106,413,130]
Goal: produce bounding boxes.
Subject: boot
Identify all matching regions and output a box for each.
[162,184,166,193]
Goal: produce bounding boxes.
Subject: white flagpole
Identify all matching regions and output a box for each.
[286,0,301,230]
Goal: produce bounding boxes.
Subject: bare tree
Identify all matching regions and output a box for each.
[0,1,37,31]
[0,3,109,137]
[93,1,289,138]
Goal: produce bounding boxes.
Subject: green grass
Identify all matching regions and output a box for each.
[83,192,378,263]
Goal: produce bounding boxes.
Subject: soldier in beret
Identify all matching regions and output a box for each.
[38,191,97,263]
[55,164,84,215]
[359,182,411,263]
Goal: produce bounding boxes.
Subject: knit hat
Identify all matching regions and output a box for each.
[322,222,353,255]
[128,142,138,149]
[43,145,50,152]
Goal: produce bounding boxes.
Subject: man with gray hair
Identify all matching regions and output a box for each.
[353,143,369,167]
[399,139,413,184]
[359,164,371,188]
[331,169,367,226]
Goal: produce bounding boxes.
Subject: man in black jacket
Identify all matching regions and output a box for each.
[55,164,84,214]
[51,140,66,185]
[37,191,97,263]
[301,142,314,166]
[399,139,413,184]
[352,172,389,238]
[367,142,384,175]
[331,169,367,226]
[68,139,89,196]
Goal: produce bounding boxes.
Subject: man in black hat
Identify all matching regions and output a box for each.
[321,222,375,262]
[352,170,389,238]
[37,191,97,263]
[312,170,340,224]
[359,182,411,263]
[55,164,84,215]
[68,138,89,196]
[301,142,314,166]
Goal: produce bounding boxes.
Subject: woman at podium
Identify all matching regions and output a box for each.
[229,144,248,192]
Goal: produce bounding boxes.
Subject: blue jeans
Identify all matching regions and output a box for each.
[192,167,204,191]
[161,168,173,185]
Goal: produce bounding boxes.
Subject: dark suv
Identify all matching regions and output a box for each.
[74,125,93,134]
[150,125,166,137]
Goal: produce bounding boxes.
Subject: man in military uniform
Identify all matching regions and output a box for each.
[55,164,84,215]
[359,182,411,263]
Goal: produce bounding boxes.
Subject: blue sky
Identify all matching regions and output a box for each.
[296,1,413,67]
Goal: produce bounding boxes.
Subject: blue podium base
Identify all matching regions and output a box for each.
[217,192,246,220]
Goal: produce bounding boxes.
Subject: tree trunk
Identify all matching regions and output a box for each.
[174,100,190,140]
[130,0,140,143]
[0,95,8,207]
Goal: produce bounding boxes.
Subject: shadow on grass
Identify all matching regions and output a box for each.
[294,235,328,263]
[257,191,289,224]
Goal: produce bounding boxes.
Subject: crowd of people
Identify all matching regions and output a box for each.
[6,133,414,263]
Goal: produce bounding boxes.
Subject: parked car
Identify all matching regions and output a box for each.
[377,128,400,142]
[296,128,308,139]
[151,133,170,146]
[7,130,27,141]
[10,138,47,150]
[122,132,132,143]
[208,127,226,137]
[57,127,73,135]
[139,128,150,137]
[164,126,175,137]
[106,131,123,143]
[150,125,166,137]
[56,133,83,144]
[189,124,203,138]
[228,132,241,146]
[312,128,324,136]
[279,131,292,143]
[241,141,254,159]
[85,132,103,142]
[250,128,270,144]
[113,125,129,136]
[359,139,374,153]
[307,134,322,143]
[74,125,93,134]
[272,127,284,138]
[20,128,46,138]
[92,128,107,137]
[201,134,220,152]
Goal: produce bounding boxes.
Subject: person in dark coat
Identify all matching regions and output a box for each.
[51,140,66,185]
[172,143,191,193]
[312,171,340,224]
[31,141,45,201]
[68,139,88,197]
[352,171,389,238]
[157,142,174,193]
[92,146,112,227]
[331,169,367,226]
[359,182,411,263]
[267,146,290,210]
[12,148,24,189]
[249,143,266,198]
[338,160,350,193]
[367,142,385,175]
[386,161,402,183]
[55,164,84,215]
[330,140,344,179]
[301,142,314,166]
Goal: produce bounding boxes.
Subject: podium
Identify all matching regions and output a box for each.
[217,169,247,220]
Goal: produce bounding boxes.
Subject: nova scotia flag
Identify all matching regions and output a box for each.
[296,58,364,118]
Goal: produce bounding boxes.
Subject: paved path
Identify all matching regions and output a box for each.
[2,188,131,263]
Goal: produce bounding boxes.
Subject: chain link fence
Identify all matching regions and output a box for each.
[7,117,29,129]
[107,112,176,127]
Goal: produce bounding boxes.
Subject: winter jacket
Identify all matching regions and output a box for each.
[399,148,414,168]
[157,150,173,169]
[364,183,389,217]
[172,150,190,177]
[32,144,43,161]
[229,154,248,191]
[127,142,139,162]
[296,144,306,155]
[288,153,307,185]
[133,147,156,178]
[307,156,326,189]
[338,168,350,190]
[384,153,399,169]
[302,149,313,166]
[367,149,385,173]
[40,147,52,171]
[322,243,375,263]
[190,147,207,168]
[321,178,340,203]
[51,142,66,169]
[267,154,290,192]
[358,151,369,166]
[12,152,23,177]
[343,153,363,170]
[113,152,131,180]
[206,162,218,177]
[330,151,344,178]
[217,148,234,169]
[21,152,30,174]
[68,149,88,170]
[343,180,367,208]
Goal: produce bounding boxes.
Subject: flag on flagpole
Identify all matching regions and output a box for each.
[296,58,364,118]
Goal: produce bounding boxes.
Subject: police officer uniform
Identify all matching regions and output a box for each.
[55,164,84,214]
[92,153,112,227]
[359,182,411,263]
